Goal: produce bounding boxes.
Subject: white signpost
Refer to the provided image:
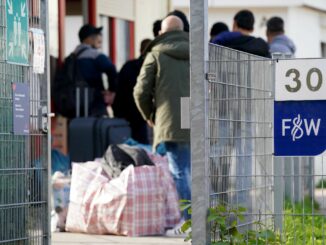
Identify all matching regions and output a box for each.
[274,59,326,156]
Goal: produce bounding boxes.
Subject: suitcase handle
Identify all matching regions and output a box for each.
[76,87,89,118]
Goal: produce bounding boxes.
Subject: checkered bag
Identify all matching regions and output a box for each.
[65,162,111,233]
[65,156,180,236]
[147,153,181,228]
[118,164,180,236]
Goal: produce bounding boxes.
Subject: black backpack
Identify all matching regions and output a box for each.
[52,48,90,119]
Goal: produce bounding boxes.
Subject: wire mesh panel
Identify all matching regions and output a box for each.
[205,44,326,244]
[0,0,50,244]
[207,44,275,243]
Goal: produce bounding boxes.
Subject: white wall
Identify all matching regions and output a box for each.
[65,16,83,57]
[48,1,58,57]
[95,0,169,58]
[287,7,321,58]
[97,0,135,21]
[134,0,169,56]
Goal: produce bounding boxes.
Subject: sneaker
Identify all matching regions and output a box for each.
[165,219,191,238]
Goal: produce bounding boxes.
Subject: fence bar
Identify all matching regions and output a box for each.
[190,0,210,244]
[43,0,51,243]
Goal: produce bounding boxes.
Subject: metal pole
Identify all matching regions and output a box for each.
[190,0,209,244]
[43,0,51,242]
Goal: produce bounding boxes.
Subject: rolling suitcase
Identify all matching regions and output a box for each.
[68,87,96,162]
[69,88,131,162]
[94,118,131,158]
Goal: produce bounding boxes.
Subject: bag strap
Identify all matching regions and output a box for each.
[74,46,89,58]
[73,47,90,118]
[72,47,89,86]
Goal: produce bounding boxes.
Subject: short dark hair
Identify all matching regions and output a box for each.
[234,10,255,31]
[140,39,152,55]
[153,20,162,37]
[210,22,229,37]
[167,10,189,32]
[78,24,103,42]
[267,16,284,33]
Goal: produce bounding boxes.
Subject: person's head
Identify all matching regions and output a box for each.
[167,10,189,32]
[160,15,184,35]
[233,9,255,35]
[78,24,103,47]
[140,38,152,56]
[153,20,162,37]
[93,34,103,49]
[210,22,229,40]
[266,16,284,43]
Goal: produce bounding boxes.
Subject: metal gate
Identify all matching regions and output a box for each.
[207,44,275,240]
[191,42,326,244]
[0,0,50,244]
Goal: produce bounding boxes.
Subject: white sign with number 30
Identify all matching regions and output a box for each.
[275,59,326,101]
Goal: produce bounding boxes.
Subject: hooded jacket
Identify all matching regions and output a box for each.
[213,31,270,58]
[133,31,190,149]
[269,34,296,56]
[74,44,117,116]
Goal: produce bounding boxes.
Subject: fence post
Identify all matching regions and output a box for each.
[190,0,210,244]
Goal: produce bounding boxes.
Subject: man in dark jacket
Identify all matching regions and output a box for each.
[74,24,117,117]
[212,10,270,57]
[210,22,229,42]
[112,39,152,144]
[134,16,190,221]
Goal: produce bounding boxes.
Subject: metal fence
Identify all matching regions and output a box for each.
[0,0,50,244]
[193,43,326,244]
[207,44,274,238]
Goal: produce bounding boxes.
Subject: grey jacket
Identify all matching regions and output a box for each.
[269,34,296,56]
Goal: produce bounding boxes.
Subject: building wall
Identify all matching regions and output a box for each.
[287,7,322,57]
[96,0,169,57]
[49,0,59,57]
[65,16,83,56]
[134,0,169,56]
[97,0,134,21]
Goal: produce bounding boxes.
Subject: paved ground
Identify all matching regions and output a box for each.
[52,232,189,245]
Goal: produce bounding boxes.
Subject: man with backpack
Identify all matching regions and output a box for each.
[54,24,117,118]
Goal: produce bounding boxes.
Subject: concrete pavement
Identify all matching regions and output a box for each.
[52,232,189,245]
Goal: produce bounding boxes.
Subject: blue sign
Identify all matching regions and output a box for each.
[274,101,326,156]
[13,83,30,135]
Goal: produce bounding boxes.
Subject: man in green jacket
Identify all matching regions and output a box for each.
[134,16,190,221]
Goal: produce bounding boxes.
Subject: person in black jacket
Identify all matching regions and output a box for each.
[210,22,229,42]
[112,39,152,144]
[212,10,270,58]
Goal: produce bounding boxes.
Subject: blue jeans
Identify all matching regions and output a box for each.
[163,142,191,220]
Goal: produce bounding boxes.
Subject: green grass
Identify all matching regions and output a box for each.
[283,197,325,245]
[182,196,325,244]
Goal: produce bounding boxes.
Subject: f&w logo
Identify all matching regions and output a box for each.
[282,114,321,142]
[274,101,326,156]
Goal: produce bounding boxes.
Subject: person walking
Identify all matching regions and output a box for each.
[74,24,117,117]
[212,9,270,57]
[266,16,296,56]
[210,22,229,42]
[133,16,191,222]
[112,39,152,144]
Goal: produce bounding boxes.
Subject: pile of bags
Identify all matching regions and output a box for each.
[53,144,181,236]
